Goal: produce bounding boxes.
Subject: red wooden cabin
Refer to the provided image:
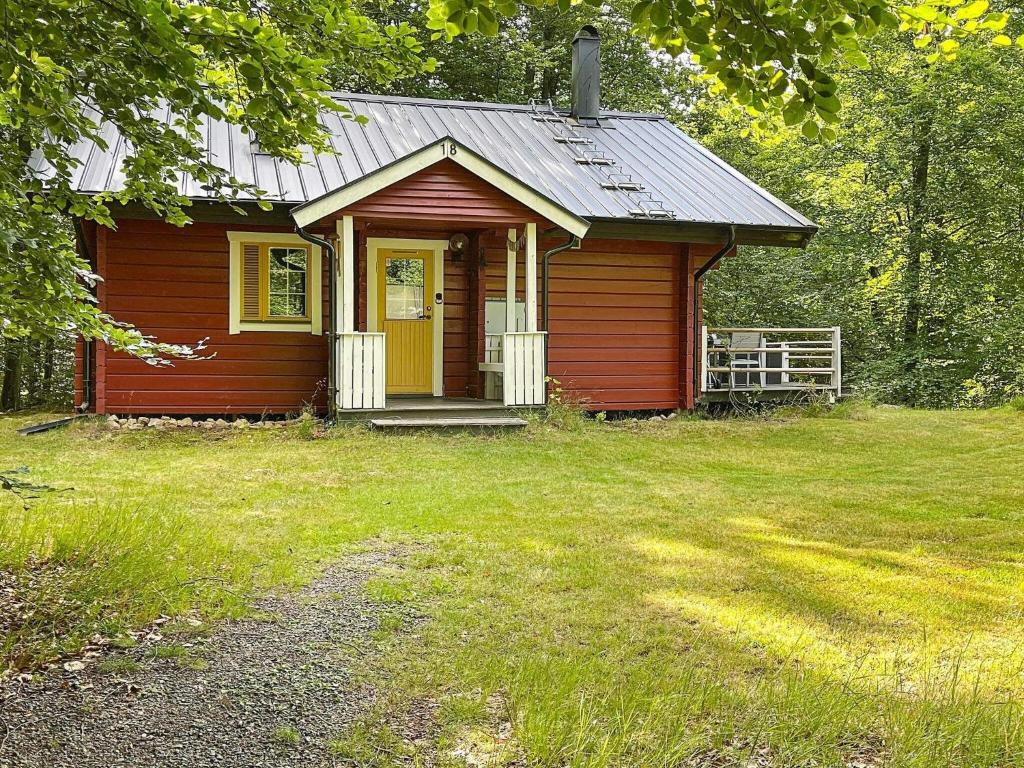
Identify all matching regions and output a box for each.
[68,28,816,419]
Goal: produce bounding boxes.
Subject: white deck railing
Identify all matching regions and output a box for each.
[702,326,841,394]
[336,332,386,410]
[480,332,547,406]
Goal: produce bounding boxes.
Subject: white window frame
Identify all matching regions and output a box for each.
[228,231,322,335]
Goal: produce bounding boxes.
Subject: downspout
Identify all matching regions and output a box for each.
[82,339,93,413]
[541,232,580,383]
[691,225,736,405]
[72,217,94,412]
[295,225,337,422]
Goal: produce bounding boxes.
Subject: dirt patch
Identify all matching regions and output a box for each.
[0,550,421,768]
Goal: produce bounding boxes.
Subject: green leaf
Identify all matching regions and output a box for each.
[477,5,498,35]
[802,120,820,140]
[843,49,870,68]
[992,34,1011,46]
[814,92,841,113]
[649,2,670,28]
[783,98,806,126]
[630,0,652,24]
[955,0,988,20]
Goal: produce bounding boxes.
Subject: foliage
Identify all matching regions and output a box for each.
[366,0,694,111]
[695,30,1024,406]
[0,335,74,411]
[542,376,592,430]
[2,409,1024,766]
[428,0,1017,133]
[0,0,430,358]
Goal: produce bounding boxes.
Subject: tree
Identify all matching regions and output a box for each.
[366,1,693,111]
[430,0,1018,133]
[692,29,1024,406]
[0,0,430,361]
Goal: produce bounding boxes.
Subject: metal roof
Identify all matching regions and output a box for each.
[43,92,816,235]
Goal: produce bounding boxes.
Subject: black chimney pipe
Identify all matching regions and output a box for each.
[571,25,601,124]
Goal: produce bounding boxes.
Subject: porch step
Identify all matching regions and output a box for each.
[336,396,540,423]
[369,416,528,431]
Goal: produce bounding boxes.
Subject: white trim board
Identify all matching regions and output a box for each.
[227,231,322,335]
[366,237,448,397]
[290,138,591,239]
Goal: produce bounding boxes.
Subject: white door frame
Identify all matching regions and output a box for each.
[366,237,448,397]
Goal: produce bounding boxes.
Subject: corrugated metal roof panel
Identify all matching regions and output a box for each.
[47,92,815,232]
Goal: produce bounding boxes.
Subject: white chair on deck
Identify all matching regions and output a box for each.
[729,331,763,389]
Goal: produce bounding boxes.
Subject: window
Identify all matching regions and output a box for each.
[241,243,310,322]
[384,256,426,320]
[228,233,321,334]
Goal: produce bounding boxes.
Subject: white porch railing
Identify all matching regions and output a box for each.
[702,326,841,395]
[336,332,386,410]
[480,332,547,406]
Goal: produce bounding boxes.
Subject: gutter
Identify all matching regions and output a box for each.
[294,225,337,422]
[692,225,736,405]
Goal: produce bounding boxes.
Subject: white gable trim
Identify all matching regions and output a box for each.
[291,138,590,238]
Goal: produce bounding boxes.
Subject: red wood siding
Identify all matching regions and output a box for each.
[95,227,108,414]
[443,252,469,396]
[80,215,719,415]
[484,235,694,411]
[96,219,328,415]
[340,160,545,227]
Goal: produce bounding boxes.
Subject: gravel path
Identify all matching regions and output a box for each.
[0,551,404,768]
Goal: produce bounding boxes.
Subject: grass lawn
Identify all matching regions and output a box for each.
[1,406,1023,766]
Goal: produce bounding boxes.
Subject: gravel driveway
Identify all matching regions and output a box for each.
[0,551,406,768]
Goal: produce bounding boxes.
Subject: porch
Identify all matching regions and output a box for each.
[701,326,843,402]
[285,138,595,417]
[325,216,552,415]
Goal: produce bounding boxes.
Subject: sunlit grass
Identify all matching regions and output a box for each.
[1,408,1023,765]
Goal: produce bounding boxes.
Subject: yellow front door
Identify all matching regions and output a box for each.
[377,249,434,394]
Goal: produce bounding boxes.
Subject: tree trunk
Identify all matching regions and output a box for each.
[23,340,41,406]
[539,22,559,103]
[903,110,933,358]
[1,341,23,411]
[42,338,55,401]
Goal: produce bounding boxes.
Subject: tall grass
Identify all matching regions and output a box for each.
[0,497,246,667]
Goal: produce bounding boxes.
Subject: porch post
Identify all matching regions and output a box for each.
[506,227,517,332]
[525,222,537,332]
[336,215,355,332]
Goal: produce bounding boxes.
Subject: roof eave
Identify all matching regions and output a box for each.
[583,218,818,249]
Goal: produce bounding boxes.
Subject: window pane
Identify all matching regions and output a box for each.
[385,257,425,320]
[267,246,308,318]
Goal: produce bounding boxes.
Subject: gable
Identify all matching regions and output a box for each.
[291,137,590,237]
[342,159,540,224]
